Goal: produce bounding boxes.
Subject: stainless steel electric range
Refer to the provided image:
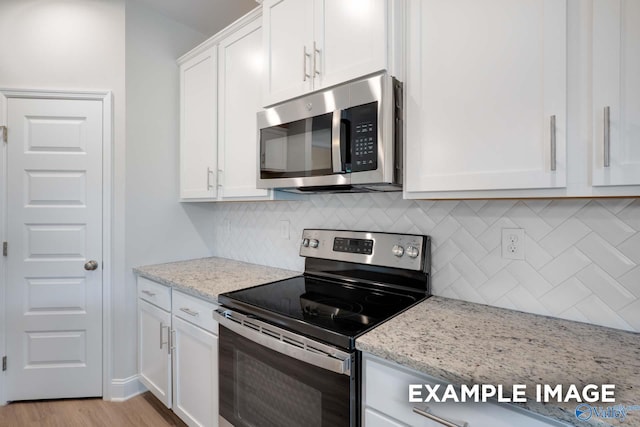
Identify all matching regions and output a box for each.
[213,229,431,427]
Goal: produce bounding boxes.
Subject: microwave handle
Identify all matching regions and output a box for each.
[331,110,344,173]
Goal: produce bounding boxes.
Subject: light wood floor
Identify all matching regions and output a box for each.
[0,392,187,427]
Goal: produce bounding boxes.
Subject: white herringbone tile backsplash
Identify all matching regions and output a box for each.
[207,194,640,332]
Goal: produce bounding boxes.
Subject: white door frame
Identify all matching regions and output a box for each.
[0,89,113,404]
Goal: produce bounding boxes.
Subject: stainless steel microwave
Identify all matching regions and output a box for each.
[257,72,403,193]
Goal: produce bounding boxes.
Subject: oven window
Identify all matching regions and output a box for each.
[260,112,333,178]
[219,326,353,427]
[236,351,322,427]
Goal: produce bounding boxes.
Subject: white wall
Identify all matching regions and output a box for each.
[0,0,125,402]
[123,0,217,386]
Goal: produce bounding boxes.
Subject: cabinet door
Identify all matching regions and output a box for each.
[172,316,218,427]
[218,19,271,200]
[405,0,567,193]
[592,0,640,186]
[317,0,388,89]
[138,300,172,408]
[180,46,218,200]
[263,0,315,106]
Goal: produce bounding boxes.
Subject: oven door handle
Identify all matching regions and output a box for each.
[213,308,352,376]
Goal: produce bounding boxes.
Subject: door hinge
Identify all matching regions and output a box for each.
[0,126,6,143]
[2,356,6,371]
[2,241,7,256]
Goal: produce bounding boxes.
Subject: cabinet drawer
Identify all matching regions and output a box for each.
[172,290,219,334]
[363,354,567,427]
[138,277,171,311]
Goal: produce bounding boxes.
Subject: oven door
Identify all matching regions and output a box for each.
[215,309,356,427]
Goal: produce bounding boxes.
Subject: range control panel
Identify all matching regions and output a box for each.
[300,229,429,272]
[333,237,373,255]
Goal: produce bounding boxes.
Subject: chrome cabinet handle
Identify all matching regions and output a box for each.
[217,169,224,187]
[159,322,165,349]
[550,115,556,171]
[604,106,610,167]
[206,167,214,190]
[303,46,311,82]
[412,406,469,427]
[169,329,175,354]
[313,41,320,77]
[141,290,156,297]
[179,307,199,317]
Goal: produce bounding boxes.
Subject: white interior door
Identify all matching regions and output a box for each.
[5,96,103,400]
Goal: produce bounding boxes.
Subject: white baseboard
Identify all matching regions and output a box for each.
[110,375,147,402]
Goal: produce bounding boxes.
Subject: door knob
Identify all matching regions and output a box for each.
[84,260,99,271]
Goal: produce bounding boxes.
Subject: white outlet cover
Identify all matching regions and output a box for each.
[502,228,525,260]
[279,220,290,240]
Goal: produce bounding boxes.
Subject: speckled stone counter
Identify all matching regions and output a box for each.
[134,257,300,301]
[356,296,640,427]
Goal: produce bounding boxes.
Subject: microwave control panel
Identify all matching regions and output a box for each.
[348,102,378,172]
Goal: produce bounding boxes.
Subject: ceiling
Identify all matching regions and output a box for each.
[135,0,259,37]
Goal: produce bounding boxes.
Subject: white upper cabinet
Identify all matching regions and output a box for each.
[179,9,278,202]
[405,0,567,195]
[179,47,217,200]
[592,0,640,186]
[316,0,388,90]
[262,0,395,107]
[218,19,271,200]
[262,0,315,105]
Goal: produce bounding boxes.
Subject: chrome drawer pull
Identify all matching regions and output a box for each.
[412,406,469,427]
[179,307,199,317]
[141,290,156,297]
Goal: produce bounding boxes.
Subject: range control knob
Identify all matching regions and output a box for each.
[392,244,404,257]
[302,238,310,247]
[309,239,319,248]
[406,246,419,258]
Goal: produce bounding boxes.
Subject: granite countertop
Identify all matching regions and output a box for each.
[356,296,640,427]
[134,257,300,302]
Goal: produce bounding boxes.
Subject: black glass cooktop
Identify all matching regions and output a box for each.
[218,275,426,350]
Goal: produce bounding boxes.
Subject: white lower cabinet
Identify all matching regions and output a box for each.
[362,353,570,427]
[138,299,172,408]
[172,316,218,427]
[138,277,219,427]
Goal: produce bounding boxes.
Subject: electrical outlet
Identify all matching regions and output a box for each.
[502,228,525,260]
[279,220,290,240]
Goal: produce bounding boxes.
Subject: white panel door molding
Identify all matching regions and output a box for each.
[0,89,112,403]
